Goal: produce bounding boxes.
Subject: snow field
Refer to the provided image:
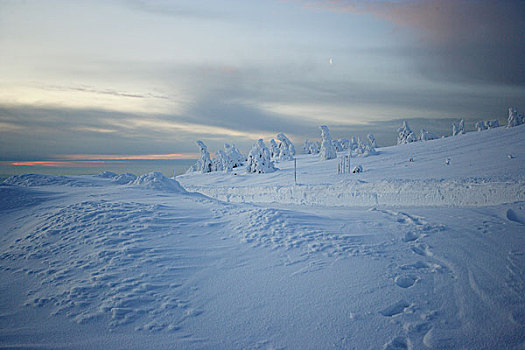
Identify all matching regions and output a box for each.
[1,123,524,349]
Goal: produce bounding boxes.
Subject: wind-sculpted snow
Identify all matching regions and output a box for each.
[0,199,215,332]
[3,173,101,187]
[112,172,137,184]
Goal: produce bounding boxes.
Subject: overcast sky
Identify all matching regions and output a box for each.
[1,0,524,161]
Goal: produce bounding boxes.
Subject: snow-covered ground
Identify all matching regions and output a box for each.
[1,125,524,349]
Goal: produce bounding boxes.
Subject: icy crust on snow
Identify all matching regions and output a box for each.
[184,179,525,207]
[131,172,186,193]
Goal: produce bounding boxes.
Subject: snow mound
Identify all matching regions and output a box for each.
[112,173,137,185]
[132,172,186,192]
[3,174,96,187]
[96,171,118,178]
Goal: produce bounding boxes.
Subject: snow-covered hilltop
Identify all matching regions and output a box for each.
[178,123,525,207]
[0,119,524,349]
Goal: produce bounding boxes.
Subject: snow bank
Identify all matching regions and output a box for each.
[132,172,186,192]
[182,179,524,208]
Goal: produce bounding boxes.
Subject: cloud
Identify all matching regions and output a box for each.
[297,0,525,86]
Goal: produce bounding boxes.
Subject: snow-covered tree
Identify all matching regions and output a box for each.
[452,120,465,136]
[349,137,359,151]
[339,139,350,150]
[187,140,212,174]
[319,125,337,160]
[507,107,524,128]
[487,120,499,129]
[354,138,378,157]
[397,121,417,144]
[212,149,231,172]
[475,121,488,131]
[367,134,377,148]
[419,129,437,141]
[275,132,295,161]
[224,143,246,168]
[303,139,321,154]
[246,139,277,174]
[332,139,344,152]
[269,139,280,159]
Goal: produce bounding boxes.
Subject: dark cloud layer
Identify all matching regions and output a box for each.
[302,0,525,86]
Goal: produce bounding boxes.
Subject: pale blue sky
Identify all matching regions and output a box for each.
[0,0,523,161]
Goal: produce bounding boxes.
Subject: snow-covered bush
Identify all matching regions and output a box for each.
[397,121,417,144]
[352,165,363,173]
[246,139,277,174]
[212,149,232,172]
[367,134,377,148]
[187,140,212,174]
[319,125,336,160]
[507,107,524,127]
[224,143,246,168]
[275,132,295,161]
[419,129,437,141]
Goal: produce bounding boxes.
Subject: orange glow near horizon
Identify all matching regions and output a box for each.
[1,153,199,167]
[4,161,110,167]
[56,153,199,161]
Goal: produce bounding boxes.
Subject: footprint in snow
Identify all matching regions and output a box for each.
[380,300,410,317]
[394,275,419,288]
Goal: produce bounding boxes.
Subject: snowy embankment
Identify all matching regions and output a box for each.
[179,125,525,207]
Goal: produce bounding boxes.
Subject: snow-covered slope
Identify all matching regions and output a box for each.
[1,128,524,349]
[178,125,525,207]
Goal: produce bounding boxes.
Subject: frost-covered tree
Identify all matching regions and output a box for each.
[339,139,350,150]
[397,121,417,144]
[187,140,212,174]
[507,107,524,128]
[319,125,337,160]
[224,143,246,168]
[212,149,232,172]
[246,139,277,174]
[367,134,377,148]
[332,139,344,152]
[452,120,465,136]
[303,139,321,154]
[487,120,499,129]
[354,138,378,157]
[475,121,488,131]
[269,139,280,159]
[419,129,437,141]
[276,132,295,161]
[349,137,359,151]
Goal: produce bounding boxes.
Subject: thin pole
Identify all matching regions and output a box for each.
[294,158,297,185]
